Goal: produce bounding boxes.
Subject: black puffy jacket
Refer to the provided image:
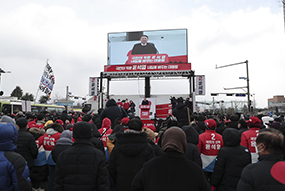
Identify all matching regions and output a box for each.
[100,99,127,128]
[211,128,251,191]
[108,131,154,191]
[54,140,109,191]
[237,154,285,191]
[172,103,190,127]
[182,125,202,167]
[16,128,38,168]
[90,123,105,154]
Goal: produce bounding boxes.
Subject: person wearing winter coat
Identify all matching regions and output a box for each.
[240,116,261,163]
[100,99,127,128]
[211,128,251,191]
[157,115,178,146]
[29,127,48,190]
[106,124,125,156]
[15,117,38,169]
[129,100,136,113]
[92,108,103,130]
[98,117,113,148]
[37,123,64,191]
[51,130,73,163]
[54,122,109,191]
[172,97,191,127]
[195,114,207,134]
[90,123,105,154]
[0,122,31,191]
[216,114,226,135]
[238,118,248,135]
[237,128,285,191]
[170,96,177,110]
[224,114,239,130]
[197,119,224,183]
[108,118,155,191]
[132,127,211,191]
[142,127,163,157]
[182,125,202,167]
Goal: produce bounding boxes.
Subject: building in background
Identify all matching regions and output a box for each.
[268,95,285,113]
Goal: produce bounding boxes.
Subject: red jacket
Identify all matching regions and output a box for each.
[37,128,61,165]
[37,131,61,151]
[240,128,260,153]
[198,130,224,172]
[123,102,130,110]
[198,130,223,156]
[98,118,113,147]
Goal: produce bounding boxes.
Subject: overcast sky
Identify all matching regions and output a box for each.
[0,0,284,108]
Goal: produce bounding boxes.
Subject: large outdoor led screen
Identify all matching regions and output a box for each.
[108,29,188,65]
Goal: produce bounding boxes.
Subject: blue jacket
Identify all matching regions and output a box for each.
[0,122,31,191]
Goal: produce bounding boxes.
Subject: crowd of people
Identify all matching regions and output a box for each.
[0,97,285,191]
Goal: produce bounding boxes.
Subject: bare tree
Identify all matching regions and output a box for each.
[53,92,63,103]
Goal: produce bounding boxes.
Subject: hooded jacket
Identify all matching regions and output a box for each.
[51,130,73,163]
[211,128,251,191]
[100,99,127,128]
[98,118,113,147]
[182,125,202,167]
[108,131,155,191]
[0,123,31,191]
[132,127,211,191]
[37,128,61,165]
[90,123,105,154]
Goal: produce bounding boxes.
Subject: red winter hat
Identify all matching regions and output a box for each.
[121,117,129,126]
[55,119,64,126]
[205,119,217,129]
[246,116,262,128]
[143,124,156,132]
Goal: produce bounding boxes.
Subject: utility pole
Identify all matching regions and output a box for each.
[212,97,215,114]
[66,86,69,111]
[215,60,251,113]
[245,60,250,113]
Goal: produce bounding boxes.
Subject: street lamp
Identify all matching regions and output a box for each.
[0,68,11,95]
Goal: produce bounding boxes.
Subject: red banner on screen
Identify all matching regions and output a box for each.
[104,63,191,72]
[125,51,187,65]
[125,54,169,64]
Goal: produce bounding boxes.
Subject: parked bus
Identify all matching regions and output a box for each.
[0,99,65,114]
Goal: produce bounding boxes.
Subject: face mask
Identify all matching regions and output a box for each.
[255,143,263,154]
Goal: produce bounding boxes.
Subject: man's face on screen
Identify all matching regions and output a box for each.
[140,36,148,44]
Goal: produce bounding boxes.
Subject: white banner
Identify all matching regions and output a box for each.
[39,62,55,97]
[22,101,31,112]
[89,77,98,96]
[195,75,205,96]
